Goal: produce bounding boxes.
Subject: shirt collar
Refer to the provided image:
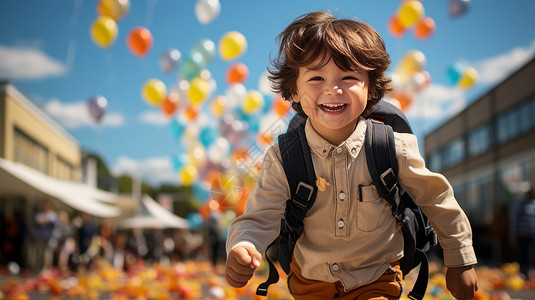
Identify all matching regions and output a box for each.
[304,117,367,159]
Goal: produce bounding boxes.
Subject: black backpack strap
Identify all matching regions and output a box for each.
[257,123,317,296]
[364,119,428,300]
[364,119,401,215]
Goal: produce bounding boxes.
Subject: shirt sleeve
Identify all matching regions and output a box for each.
[396,133,477,267]
[226,144,290,257]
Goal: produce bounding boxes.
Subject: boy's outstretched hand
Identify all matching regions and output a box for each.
[225,245,262,288]
[446,265,478,300]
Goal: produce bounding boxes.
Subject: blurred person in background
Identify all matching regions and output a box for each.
[510,186,535,278]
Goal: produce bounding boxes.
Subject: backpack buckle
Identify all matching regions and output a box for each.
[380,168,397,193]
[292,181,314,209]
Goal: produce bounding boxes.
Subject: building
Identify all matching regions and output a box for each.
[424,55,535,264]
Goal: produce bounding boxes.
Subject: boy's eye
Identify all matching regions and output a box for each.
[309,76,323,81]
[343,76,358,80]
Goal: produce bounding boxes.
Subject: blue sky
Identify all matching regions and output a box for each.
[1,0,534,186]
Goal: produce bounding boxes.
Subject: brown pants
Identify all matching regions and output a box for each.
[288,259,403,300]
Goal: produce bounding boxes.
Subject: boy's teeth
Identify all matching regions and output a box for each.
[321,104,345,111]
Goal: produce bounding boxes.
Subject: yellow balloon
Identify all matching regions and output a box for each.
[90,16,118,48]
[219,31,247,61]
[97,0,130,21]
[142,79,167,106]
[398,0,425,28]
[458,67,478,89]
[395,50,426,83]
[187,78,210,105]
[188,144,207,167]
[210,95,228,117]
[179,165,198,186]
[242,90,264,115]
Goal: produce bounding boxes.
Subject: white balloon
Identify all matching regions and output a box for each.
[208,137,231,164]
[225,83,247,110]
[258,71,272,95]
[195,0,221,25]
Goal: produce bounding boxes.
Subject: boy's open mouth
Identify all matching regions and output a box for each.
[319,103,347,112]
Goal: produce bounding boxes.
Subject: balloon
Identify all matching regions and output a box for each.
[172,152,188,172]
[179,165,199,186]
[219,31,247,61]
[193,182,211,202]
[258,71,272,94]
[195,0,221,25]
[210,95,228,117]
[200,125,220,147]
[183,105,200,121]
[169,116,187,139]
[187,77,210,105]
[127,26,153,57]
[396,50,426,83]
[159,49,181,73]
[207,137,231,165]
[458,66,478,89]
[398,0,425,28]
[414,17,436,40]
[226,62,249,84]
[449,0,470,18]
[391,91,413,112]
[242,90,264,115]
[447,62,465,84]
[87,95,108,122]
[225,83,247,109]
[186,212,203,230]
[188,144,207,167]
[387,14,407,38]
[142,79,167,106]
[273,95,292,117]
[192,38,216,64]
[161,92,180,117]
[97,0,130,21]
[90,16,118,48]
[180,54,205,81]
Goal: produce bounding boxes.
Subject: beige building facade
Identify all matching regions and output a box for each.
[424,56,535,263]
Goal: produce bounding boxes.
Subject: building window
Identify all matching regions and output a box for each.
[468,124,491,157]
[443,138,465,169]
[13,127,49,174]
[428,150,442,172]
[56,155,74,181]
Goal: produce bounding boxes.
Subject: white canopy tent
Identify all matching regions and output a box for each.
[0,158,121,218]
[117,194,189,229]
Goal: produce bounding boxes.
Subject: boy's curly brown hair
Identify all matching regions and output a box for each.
[268,11,392,119]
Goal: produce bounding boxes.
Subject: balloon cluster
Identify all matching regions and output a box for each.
[447,62,478,89]
[90,0,130,49]
[388,0,436,40]
[388,50,430,112]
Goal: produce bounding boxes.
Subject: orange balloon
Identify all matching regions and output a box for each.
[226,62,249,84]
[414,17,436,40]
[393,91,413,112]
[388,14,407,38]
[161,92,180,117]
[273,95,292,116]
[127,26,153,57]
[183,104,200,121]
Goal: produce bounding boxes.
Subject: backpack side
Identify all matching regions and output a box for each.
[364,119,437,300]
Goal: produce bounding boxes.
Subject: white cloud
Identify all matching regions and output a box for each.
[43,99,124,129]
[111,156,177,185]
[405,83,465,120]
[139,110,170,126]
[0,45,67,80]
[474,39,535,84]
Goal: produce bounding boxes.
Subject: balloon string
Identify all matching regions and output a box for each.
[144,0,158,28]
[66,0,83,71]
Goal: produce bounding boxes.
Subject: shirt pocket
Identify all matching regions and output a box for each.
[356,184,388,232]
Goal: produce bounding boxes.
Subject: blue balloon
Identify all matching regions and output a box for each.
[186,212,204,230]
[193,182,211,202]
[169,117,186,139]
[199,124,219,147]
[447,62,464,85]
[172,153,188,172]
[192,38,216,64]
[180,53,205,81]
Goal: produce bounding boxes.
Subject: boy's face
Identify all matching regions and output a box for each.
[293,58,371,144]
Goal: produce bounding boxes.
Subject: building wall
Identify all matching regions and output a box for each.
[0,82,81,181]
[423,56,535,264]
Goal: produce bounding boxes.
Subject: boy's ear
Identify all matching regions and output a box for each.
[292,93,300,103]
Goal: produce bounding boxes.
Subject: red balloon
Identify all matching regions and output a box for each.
[161,92,180,117]
[127,26,153,57]
[414,17,436,40]
[225,62,249,84]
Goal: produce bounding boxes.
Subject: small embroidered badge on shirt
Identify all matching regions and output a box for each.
[316,177,331,191]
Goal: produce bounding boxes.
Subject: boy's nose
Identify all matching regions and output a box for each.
[325,85,343,95]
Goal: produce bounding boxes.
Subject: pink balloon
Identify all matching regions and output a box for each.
[88,95,108,122]
[449,0,470,18]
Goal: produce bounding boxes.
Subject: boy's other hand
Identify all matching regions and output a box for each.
[446,265,478,300]
[225,245,262,288]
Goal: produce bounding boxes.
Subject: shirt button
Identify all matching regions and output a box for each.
[332,263,340,272]
[337,219,345,229]
[339,191,346,200]
[336,147,342,153]
[351,148,357,155]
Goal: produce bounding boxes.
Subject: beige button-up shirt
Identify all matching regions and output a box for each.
[227,118,477,291]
